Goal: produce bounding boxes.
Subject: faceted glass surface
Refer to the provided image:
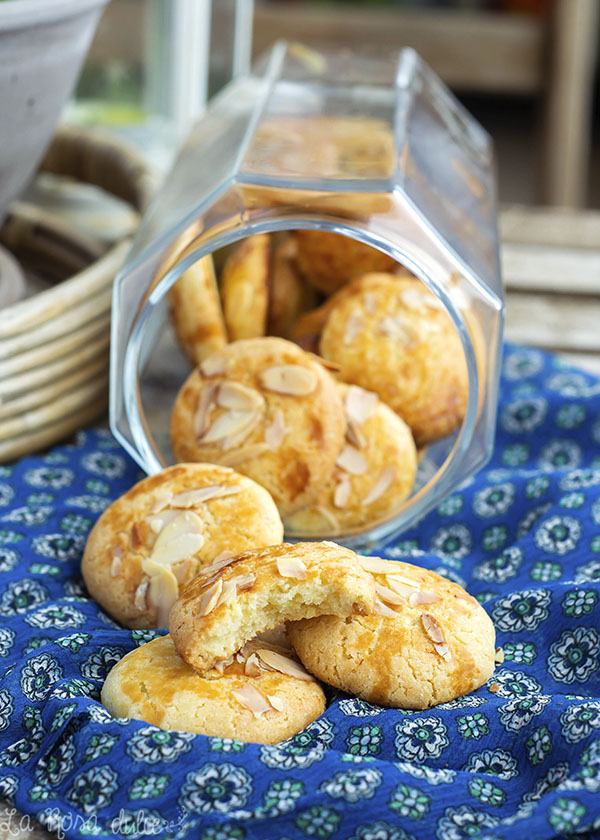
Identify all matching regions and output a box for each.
[111,43,504,549]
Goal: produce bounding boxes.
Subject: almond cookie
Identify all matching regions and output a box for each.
[170,337,345,516]
[288,555,496,710]
[267,236,318,338]
[169,541,375,673]
[284,384,417,536]
[220,234,270,340]
[101,635,325,744]
[167,254,227,366]
[319,273,468,446]
[81,463,283,630]
[294,230,397,294]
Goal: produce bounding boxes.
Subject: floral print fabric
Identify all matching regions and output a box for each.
[0,345,600,839]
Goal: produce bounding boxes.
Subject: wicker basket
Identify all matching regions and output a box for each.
[0,125,156,462]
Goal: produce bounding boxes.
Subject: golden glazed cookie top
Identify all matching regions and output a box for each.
[169,541,376,674]
[101,635,325,744]
[318,273,468,445]
[170,337,346,516]
[81,462,283,630]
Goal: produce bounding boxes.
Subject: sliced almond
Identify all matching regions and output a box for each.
[149,490,173,514]
[400,287,445,311]
[276,555,308,580]
[377,313,417,344]
[147,512,205,569]
[264,409,287,450]
[200,355,227,377]
[215,578,238,608]
[148,566,179,627]
[375,582,404,606]
[220,442,270,466]
[374,597,398,618]
[333,475,351,509]
[410,590,441,606]
[421,613,445,645]
[197,578,223,617]
[259,365,317,396]
[495,647,505,665]
[362,466,396,505]
[256,648,313,681]
[336,444,367,475]
[147,509,180,534]
[171,485,241,508]
[309,353,341,372]
[199,408,260,444]
[110,546,123,578]
[344,311,364,344]
[230,572,256,592]
[217,381,264,412]
[363,292,377,314]
[266,693,285,713]
[345,385,378,425]
[357,555,395,575]
[133,580,149,611]
[194,382,219,439]
[232,684,273,718]
[386,572,420,589]
[310,506,340,534]
[172,559,191,585]
[384,579,415,599]
[434,642,451,660]
[345,419,366,450]
[244,653,263,677]
[131,521,150,551]
[213,655,234,674]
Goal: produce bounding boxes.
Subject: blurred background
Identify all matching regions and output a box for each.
[71,0,600,208]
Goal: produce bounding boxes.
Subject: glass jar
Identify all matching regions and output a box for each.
[110,42,504,550]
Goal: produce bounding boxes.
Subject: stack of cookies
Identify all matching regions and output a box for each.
[167,230,470,536]
[98,524,496,744]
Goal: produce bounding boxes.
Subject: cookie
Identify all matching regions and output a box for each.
[319,273,468,445]
[220,234,270,340]
[288,555,496,709]
[101,635,325,744]
[169,337,346,516]
[267,236,318,338]
[294,230,397,294]
[289,301,332,354]
[284,384,417,536]
[169,541,375,673]
[81,463,283,630]
[167,254,227,366]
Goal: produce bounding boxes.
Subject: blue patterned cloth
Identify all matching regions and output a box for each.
[1,345,600,840]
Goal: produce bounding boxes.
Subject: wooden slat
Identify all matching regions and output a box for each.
[556,352,600,378]
[500,205,600,249]
[252,3,546,94]
[502,243,600,294]
[505,291,600,352]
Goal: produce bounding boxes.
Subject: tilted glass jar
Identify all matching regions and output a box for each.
[111,42,504,551]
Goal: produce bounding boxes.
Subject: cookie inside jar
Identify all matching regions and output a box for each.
[139,225,479,544]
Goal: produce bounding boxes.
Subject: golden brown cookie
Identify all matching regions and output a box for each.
[267,236,318,338]
[101,635,325,744]
[294,230,398,294]
[81,463,283,630]
[319,273,468,446]
[169,337,346,516]
[167,254,227,366]
[284,384,417,536]
[169,541,375,674]
[288,555,496,709]
[220,234,270,340]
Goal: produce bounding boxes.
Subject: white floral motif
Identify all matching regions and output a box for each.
[473,546,523,584]
[260,719,334,770]
[523,762,571,803]
[0,549,18,574]
[492,669,543,698]
[1,507,53,526]
[472,483,515,518]
[462,748,518,780]
[0,627,14,656]
[80,646,125,680]
[435,696,488,711]
[491,588,551,633]
[560,702,600,743]
[575,559,600,583]
[319,767,382,803]
[0,775,18,798]
[394,717,449,763]
[35,732,77,786]
[0,579,49,615]
[66,765,119,814]
[126,726,195,764]
[501,397,547,434]
[24,467,74,488]
[179,762,252,814]
[25,604,86,629]
[534,514,581,555]
[0,483,14,507]
[538,439,582,470]
[560,468,600,490]
[498,694,552,732]
[20,652,63,701]
[349,821,415,840]
[81,452,126,479]
[32,534,86,562]
[503,349,543,380]
[393,763,456,785]
[436,805,498,840]
[429,525,472,565]
[65,495,111,514]
[338,698,383,717]
[548,628,600,684]
[0,689,14,732]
